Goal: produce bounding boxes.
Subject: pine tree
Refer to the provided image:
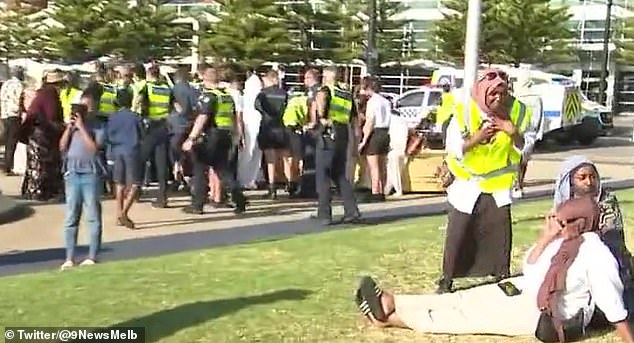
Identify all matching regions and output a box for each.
[615,17,634,65]
[0,6,47,60]
[321,0,365,64]
[43,0,118,62]
[281,0,335,65]
[433,0,575,65]
[200,0,295,70]
[93,0,193,61]
[375,0,410,65]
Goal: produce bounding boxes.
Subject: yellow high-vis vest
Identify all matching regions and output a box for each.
[99,83,118,117]
[59,87,80,123]
[446,98,531,193]
[326,85,353,124]
[147,82,171,120]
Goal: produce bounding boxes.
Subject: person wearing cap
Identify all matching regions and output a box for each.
[311,66,361,225]
[21,69,65,202]
[0,66,25,176]
[59,71,82,124]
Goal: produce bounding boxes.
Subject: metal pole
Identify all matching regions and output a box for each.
[463,0,482,113]
[462,0,482,109]
[366,0,378,75]
[599,0,613,106]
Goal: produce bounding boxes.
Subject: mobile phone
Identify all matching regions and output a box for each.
[71,104,88,117]
[498,281,522,296]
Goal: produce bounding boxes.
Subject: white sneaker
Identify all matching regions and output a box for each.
[512,188,524,199]
[60,260,74,270]
[80,259,96,266]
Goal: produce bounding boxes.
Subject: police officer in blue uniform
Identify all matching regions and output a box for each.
[181,64,246,215]
[312,66,361,225]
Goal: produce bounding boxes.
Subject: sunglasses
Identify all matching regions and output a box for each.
[480,71,508,81]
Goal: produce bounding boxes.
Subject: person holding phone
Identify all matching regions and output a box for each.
[59,93,106,270]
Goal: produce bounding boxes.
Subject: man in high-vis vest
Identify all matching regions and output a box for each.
[59,71,82,124]
[437,68,532,294]
[138,65,173,208]
[312,66,360,226]
[181,64,246,215]
[283,90,309,197]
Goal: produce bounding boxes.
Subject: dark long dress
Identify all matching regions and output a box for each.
[19,85,64,201]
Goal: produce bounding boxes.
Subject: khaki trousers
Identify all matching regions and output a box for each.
[394,277,541,336]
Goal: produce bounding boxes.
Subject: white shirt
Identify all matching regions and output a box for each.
[366,93,391,129]
[521,232,627,326]
[445,103,535,214]
[0,77,23,119]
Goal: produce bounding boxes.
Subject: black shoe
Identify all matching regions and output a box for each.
[182,206,203,215]
[266,184,277,200]
[341,213,362,224]
[435,278,453,294]
[152,199,167,209]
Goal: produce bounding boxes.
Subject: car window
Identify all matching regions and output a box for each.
[397,92,425,107]
[427,91,442,106]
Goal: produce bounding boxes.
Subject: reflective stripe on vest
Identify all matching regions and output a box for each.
[446,99,531,193]
[283,94,308,127]
[327,85,352,124]
[99,84,117,116]
[147,83,171,120]
[207,88,234,128]
[60,87,80,122]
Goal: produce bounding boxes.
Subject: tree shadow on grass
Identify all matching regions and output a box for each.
[95,289,312,343]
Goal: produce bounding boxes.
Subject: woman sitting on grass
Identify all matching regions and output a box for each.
[355,195,634,342]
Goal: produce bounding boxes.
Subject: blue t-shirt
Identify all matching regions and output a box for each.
[107,108,142,157]
[64,118,106,175]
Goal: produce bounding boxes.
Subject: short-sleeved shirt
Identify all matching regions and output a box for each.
[64,118,106,175]
[107,108,142,157]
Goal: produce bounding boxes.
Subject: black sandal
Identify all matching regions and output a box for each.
[356,276,387,322]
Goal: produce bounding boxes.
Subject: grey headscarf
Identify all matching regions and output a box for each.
[553,155,601,207]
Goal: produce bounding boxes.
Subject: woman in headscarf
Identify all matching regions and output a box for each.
[438,68,532,293]
[19,70,65,202]
[553,155,634,319]
[355,196,634,342]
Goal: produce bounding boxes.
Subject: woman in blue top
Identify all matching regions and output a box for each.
[58,93,106,270]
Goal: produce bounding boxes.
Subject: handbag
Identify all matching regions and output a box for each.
[534,309,585,343]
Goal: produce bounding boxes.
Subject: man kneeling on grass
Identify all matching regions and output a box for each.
[355,195,634,342]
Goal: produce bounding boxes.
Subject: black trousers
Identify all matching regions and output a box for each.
[3,116,20,173]
[140,121,169,202]
[315,125,359,220]
[191,128,244,211]
[441,194,512,280]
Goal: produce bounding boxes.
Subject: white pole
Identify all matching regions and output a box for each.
[462,0,482,109]
[191,19,200,75]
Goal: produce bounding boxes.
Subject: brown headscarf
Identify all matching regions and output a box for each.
[536,195,600,342]
[471,68,509,117]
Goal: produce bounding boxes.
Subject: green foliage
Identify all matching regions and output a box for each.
[615,17,634,65]
[0,6,49,60]
[281,0,335,64]
[320,0,366,63]
[433,0,576,65]
[200,0,295,69]
[375,0,410,65]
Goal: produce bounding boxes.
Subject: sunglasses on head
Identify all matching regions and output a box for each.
[480,71,508,81]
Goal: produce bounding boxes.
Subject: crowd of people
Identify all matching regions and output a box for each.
[0,61,403,266]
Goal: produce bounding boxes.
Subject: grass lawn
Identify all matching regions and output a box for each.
[3,190,634,343]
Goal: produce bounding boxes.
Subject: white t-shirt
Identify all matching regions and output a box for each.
[522,232,627,326]
[366,93,391,129]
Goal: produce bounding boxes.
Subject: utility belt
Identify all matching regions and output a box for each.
[286,124,304,135]
[144,117,167,129]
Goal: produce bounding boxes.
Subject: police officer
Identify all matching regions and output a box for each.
[255,69,288,199]
[282,89,309,197]
[139,65,172,208]
[296,68,322,199]
[59,71,82,124]
[182,64,246,215]
[312,66,361,225]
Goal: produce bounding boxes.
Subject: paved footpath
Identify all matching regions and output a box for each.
[0,155,632,277]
